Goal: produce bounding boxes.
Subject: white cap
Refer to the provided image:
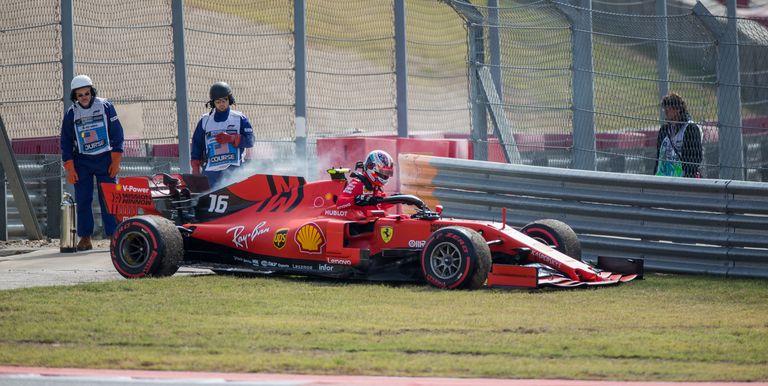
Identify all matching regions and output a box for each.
[70,75,93,90]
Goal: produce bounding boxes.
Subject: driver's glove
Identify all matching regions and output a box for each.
[354,195,382,206]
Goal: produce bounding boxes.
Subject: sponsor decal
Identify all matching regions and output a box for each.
[260,260,277,268]
[318,264,334,272]
[118,184,150,194]
[327,257,352,265]
[380,226,393,243]
[273,228,288,249]
[295,222,326,254]
[292,264,313,271]
[226,221,270,249]
[424,273,445,288]
[111,184,153,207]
[323,209,347,217]
[408,240,426,248]
[445,233,469,253]
[531,249,560,269]
[313,196,325,208]
[234,256,259,267]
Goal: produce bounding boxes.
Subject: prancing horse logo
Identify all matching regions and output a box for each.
[380,226,393,243]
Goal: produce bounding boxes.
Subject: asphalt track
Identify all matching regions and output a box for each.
[1,367,767,386]
[1,248,766,386]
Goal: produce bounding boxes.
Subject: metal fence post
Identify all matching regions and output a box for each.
[693,1,744,180]
[0,166,6,241]
[656,0,669,122]
[489,0,502,103]
[469,24,488,161]
[294,0,308,176]
[61,0,75,113]
[555,0,596,171]
[172,0,191,174]
[448,1,488,161]
[394,0,409,138]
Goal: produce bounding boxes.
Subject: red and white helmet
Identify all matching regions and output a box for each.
[363,150,394,187]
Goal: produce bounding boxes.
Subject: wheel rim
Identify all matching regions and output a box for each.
[527,230,558,248]
[118,231,151,268]
[430,241,462,280]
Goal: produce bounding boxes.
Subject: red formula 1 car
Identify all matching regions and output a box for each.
[101,169,642,289]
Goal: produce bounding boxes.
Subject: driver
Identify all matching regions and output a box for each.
[336,150,394,211]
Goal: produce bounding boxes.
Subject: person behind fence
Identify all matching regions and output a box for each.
[336,150,395,211]
[60,74,124,251]
[654,92,702,178]
[190,81,255,189]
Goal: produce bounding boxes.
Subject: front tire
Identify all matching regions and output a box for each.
[521,219,582,262]
[111,215,183,278]
[420,226,491,290]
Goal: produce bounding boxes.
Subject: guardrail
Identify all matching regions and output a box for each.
[399,154,768,278]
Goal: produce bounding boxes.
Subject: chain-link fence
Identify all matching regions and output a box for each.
[1,0,767,181]
[2,1,64,138]
[462,0,768,180]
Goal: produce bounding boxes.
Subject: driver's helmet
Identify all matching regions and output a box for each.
[363,150,394,187]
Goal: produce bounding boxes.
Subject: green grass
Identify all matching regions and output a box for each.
[1,273,767,381]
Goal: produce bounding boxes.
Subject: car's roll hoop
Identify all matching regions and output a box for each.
[380,194,442,220]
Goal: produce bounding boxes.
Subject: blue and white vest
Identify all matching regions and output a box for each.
[201,110,244,172]
[73,97,111,155]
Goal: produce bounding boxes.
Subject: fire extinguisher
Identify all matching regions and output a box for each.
[60,193,77,253]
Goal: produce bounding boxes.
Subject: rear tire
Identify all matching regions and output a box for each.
[420,226,491,290]
[111,215,183,278]
[521,219,582,262]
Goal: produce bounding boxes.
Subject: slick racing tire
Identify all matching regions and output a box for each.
[521,219,582,262]
[421,226,491,290]
[111,215,183,278]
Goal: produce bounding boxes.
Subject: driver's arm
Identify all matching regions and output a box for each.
[336,178,364,209]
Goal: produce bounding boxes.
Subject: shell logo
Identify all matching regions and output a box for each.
[295,222,326,254]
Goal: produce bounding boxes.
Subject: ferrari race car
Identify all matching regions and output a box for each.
[101,169,642,289]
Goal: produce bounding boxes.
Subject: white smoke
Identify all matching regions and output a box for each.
[207,141,362,192]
